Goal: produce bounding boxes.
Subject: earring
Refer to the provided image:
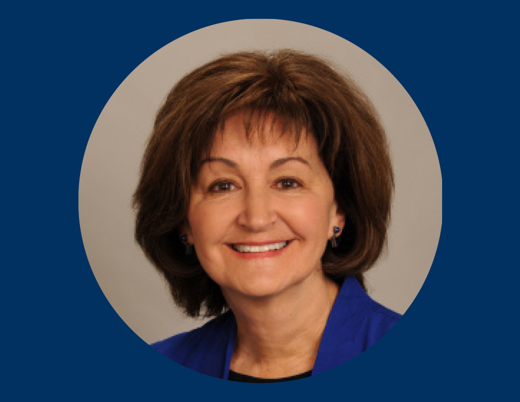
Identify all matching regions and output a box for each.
[330,226,341,248]
[180,234,193,255]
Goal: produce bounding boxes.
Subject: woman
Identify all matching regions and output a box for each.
[133,50,400,382]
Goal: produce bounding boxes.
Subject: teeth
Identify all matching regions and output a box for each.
[232,242,288,253]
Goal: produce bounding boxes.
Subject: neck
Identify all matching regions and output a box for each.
[225,271,339,379]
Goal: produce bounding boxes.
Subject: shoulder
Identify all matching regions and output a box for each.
[299,277,402,375]
[151,312,233,364]
[151,312,236,378]
[332,276,401,347]
[147,311,236,378]
[359,297,401,346]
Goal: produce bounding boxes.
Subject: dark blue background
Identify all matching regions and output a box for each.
[3,1,518,400]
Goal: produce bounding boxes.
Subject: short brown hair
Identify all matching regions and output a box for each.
[133,50,393,317]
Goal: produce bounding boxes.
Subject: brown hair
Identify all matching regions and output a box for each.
[133,50,393,317]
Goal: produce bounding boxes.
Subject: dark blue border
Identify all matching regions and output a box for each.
[3,1,518,400]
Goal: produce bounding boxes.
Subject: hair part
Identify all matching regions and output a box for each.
[134,50,394,317]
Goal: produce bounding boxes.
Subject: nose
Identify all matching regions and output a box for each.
[237,187,276,232]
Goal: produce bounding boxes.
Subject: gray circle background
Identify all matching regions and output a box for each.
[79,20,441,344]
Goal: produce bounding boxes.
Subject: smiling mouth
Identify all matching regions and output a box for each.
[230,241,290,253]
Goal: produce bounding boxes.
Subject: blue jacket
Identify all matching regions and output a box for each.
[152,276,401,378]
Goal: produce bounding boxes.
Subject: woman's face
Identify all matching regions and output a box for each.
[187,112,344,300]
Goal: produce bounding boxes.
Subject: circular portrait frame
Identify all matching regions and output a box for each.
[79,19,442,348]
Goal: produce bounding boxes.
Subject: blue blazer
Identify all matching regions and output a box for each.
[152,276,401,378]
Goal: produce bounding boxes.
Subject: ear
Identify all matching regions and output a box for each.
[179,221,193,243]
[330,202,346,236]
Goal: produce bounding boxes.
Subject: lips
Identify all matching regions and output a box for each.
[230,241,290,253]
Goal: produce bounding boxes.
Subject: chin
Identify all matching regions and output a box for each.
[224,272,308,301]
[226,280,282,300]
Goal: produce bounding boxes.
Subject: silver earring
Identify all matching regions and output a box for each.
[180,234,193,255]
[330,226,341,248]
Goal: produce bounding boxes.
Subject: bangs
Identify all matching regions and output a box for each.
[194,107,313,174]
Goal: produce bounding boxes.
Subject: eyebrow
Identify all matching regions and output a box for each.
[200,156,310,169]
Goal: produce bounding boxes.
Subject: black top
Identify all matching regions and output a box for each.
[228,369,312,383]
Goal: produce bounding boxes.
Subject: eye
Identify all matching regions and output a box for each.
[209,181,237,193]
[276,178,303,190]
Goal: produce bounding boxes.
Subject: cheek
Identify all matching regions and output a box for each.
[187,204,226,276]
[281,196,334,239]
[188,205,215,243]
[188,199,235,244]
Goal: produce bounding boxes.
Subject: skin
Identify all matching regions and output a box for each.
[186,111,345,378]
